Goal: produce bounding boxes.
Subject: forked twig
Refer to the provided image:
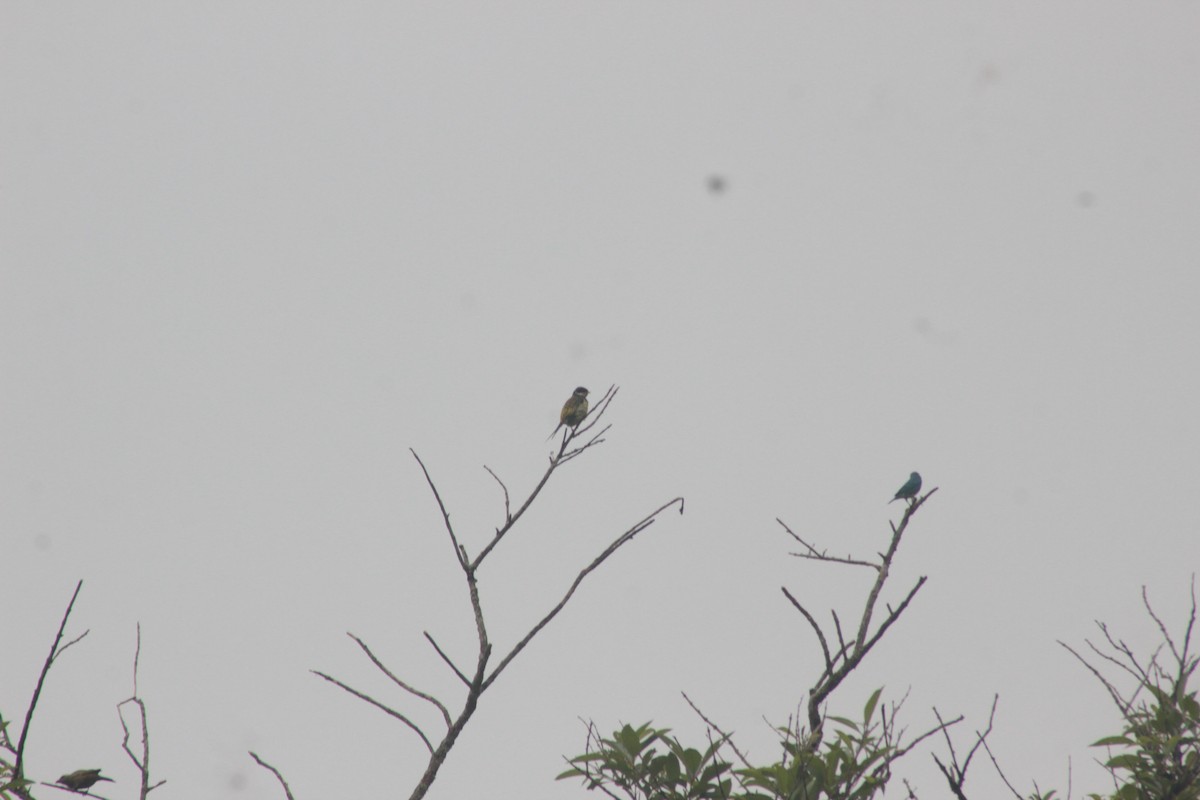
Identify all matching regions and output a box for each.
[117,624,166,798]
[348,633,452,728]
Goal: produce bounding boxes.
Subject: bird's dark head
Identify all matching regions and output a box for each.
[910,471,920,479]
[573,387,589,396]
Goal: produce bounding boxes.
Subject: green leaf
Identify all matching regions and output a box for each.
[1105,753,1141,770]
[1090,735,1133,747]
[863,687,883,725]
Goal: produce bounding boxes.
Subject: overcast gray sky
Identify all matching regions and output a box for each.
[4,3,1199,798]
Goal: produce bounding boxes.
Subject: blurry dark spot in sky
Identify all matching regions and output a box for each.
[912,316,959,344]
[706,175,727,195]
[1075,190,1097,208]
[227,771,247,791]
[34,533,51,551]
[975,63,1001,89]
[569,341,589,360]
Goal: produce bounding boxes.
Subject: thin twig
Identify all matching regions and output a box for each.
[980,738,1028,800]
[778,518,878,569]
[249,752,296,800]
[892,711,961,761]
[423,632,470,687]
[348,633,452,728]
[855,493,934,652]
[781,587,831,672]
[930,695,996,799]
[482,465,512,525]
[831,610,848,663]
[681,692,753,770]
[483,497,685,690]
[14,580,85,781]
[1143,586,1179,664]
[116,623,164,798]
[473,387,618,568]
[1058,641,1130,715]
[312,670,435,753]
[411,449,468,569]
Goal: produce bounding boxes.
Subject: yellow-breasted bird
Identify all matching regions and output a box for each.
[56,769,114,792]
[547,387,589,440]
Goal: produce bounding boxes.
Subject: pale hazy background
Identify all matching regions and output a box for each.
[3,3,1199,799]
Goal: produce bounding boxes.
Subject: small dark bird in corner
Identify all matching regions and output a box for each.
[57,769,114,792]
[547,387,589,440]
[890,472,922,504]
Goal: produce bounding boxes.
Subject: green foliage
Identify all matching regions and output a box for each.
[557,722,733,800]
[561,688,911,800]
[1085,670,1200,800]
[0,715,28,800]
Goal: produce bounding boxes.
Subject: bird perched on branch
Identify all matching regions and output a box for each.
[56,769,114,792]
[547,387,589,440]
[890,472,922,504]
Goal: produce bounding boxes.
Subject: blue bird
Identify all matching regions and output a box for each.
[890,472,922,504]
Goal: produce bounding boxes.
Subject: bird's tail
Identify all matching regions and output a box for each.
[546,424,564,442]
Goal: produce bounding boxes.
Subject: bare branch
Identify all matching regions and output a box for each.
[473,387,619,569]
[807,576,926,736]
[1059,640,1130,715]
[963,695,999,778]
[483,497,685,690]
[1142,585,1180,665]
[411,449,468,570]
[557,424,613,466]
[682,692,753,771]
[933,753,969,800]
[52,631,91,663]
[855,578,926,661]
[482,465,512,526]
[790,550,880,569]
[980,738,1029,800]
[931,695,997,799]
[343,387,680,800]
[249,752,296,800]
[1084,631,1144,688]
[781,587,831,672]
[348,633,452,728]
[14,580,85,782]
[855,493,934,652]
[893,712,961,762]
[312,670,435,753]
[778,518,878,570]
[831,610,848,665]
[423,632,470,687]
[116,624,164,799]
